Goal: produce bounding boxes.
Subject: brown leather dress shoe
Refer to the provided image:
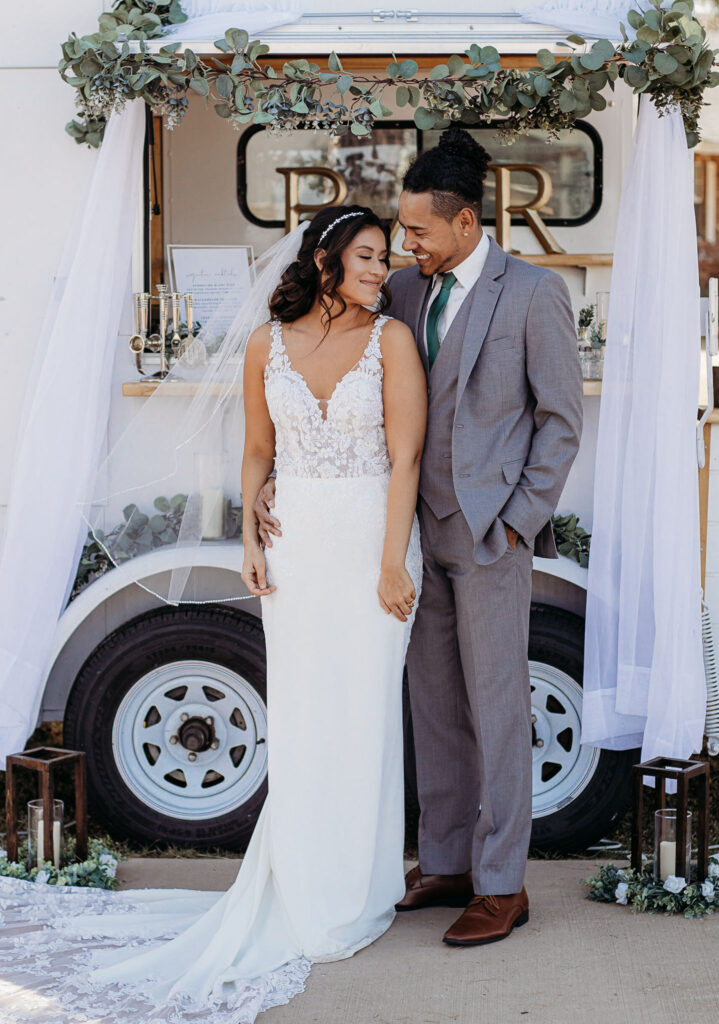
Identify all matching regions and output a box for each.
[395,865,474,911]
[443,887,529,946]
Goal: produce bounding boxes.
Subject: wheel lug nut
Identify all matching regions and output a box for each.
[181,713,189,722]
[169,735,178,745]
[188,752,197,762]
[211,740,219,750]
[536,738,544,748]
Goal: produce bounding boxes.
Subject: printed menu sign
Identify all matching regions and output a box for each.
[168,245,254,339]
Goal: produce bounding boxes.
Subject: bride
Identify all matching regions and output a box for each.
[0,205,427,1024]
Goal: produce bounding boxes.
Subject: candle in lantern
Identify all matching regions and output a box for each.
[28,799,64,870]
[659,840,676,881]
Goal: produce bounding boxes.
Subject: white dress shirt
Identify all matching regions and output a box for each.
[423,231,491,352]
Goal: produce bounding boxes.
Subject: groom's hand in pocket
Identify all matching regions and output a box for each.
[254,478,282,546]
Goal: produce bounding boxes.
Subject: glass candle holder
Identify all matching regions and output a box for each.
[654,808,691,881]
[27,799,64,870]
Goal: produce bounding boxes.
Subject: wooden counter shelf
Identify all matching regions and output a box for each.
[122,380,240,397]
[123,379,604,397]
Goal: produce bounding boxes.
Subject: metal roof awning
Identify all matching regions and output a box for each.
[144,10,566,56]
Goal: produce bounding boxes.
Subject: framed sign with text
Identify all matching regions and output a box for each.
[167,244,255,339]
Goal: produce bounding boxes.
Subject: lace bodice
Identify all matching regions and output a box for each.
[264,316,391,479]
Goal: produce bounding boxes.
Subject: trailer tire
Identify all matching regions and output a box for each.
[64,606,268,849]
[529,604,636,852]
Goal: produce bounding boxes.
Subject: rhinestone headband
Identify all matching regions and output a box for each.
[316,211,364,247]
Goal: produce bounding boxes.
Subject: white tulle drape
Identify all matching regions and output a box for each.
[516,0,630,39]
[0,103,145,767]
[161,0,304,40]
[582,99,706,759]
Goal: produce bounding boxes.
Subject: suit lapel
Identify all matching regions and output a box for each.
[403,269,433,376]
[456,237,507,396]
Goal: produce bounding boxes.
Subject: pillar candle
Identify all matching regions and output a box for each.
[659,840,676,881]
[36,819,62,869]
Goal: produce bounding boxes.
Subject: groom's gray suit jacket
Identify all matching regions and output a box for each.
[388,236,583,563]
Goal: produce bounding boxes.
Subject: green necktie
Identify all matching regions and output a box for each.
[426,272,457,369]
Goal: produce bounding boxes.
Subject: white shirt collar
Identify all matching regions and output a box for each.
[436,231,490,292]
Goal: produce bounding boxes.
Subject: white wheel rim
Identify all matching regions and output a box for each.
[530,660,600,818]
[112,660,268,821]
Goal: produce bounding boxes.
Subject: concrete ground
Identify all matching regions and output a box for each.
[118,857,719,1024]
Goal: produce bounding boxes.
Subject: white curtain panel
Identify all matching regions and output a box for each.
[0,102,145,767]
[516,0,635,40]
[162,0,304,40]
[582,98,706,760]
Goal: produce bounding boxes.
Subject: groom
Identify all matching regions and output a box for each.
[389,127,582,945]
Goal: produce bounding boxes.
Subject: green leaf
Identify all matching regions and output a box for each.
[225,27,249,51]
[558,88,576,112]
[624,64,649,88]
[644,8,662,31]
[123,503,138,522]
[533,74,552,97]
[592,38,615,61]
[350,122,369,136]
[215,102,231,117]
[414,106,437,129]
[188,77,209,96]
[153,497,171,513]
[447,54,465,76]
[337,74,353,94]
[589,91,607,111]
[429,63,449,80]
[579,51,606,71]
[216,74,233,99]
[396,84,410,106]
[328,51,343,72]
[636,25,661,44]
[386,61,400,78]
[398,58,419,78]
[654,51,679,74]
[291,100,309,113]
[170,493,187,510]
[536,48,555,70]
[408,85,421,106]
[566,33,586,45]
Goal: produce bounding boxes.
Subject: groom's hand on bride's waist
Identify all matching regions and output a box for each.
[254,478,282,546]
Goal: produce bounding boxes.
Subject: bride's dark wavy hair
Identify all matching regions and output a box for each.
[268,205,391,329]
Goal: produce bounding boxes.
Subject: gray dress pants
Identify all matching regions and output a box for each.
[406,499,533,896]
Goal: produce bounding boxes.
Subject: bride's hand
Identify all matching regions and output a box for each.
[378,565,416,622]
[242,545,277,597]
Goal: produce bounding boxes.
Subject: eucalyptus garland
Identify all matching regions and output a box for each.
[0,837,123,890]
[552,512,591,567]
[60,0,718,149]
[585,858,719,918]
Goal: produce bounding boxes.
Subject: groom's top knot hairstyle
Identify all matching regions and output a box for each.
[402,126,492,223]
[268,204,391,333]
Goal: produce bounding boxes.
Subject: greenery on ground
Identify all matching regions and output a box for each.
[59,0,718,148]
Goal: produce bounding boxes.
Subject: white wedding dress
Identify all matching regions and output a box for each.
[0,313,422,1024]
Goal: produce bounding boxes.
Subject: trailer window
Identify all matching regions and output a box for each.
[237,122,418,228]
[422,122,601,226]
[237,120,601,228]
